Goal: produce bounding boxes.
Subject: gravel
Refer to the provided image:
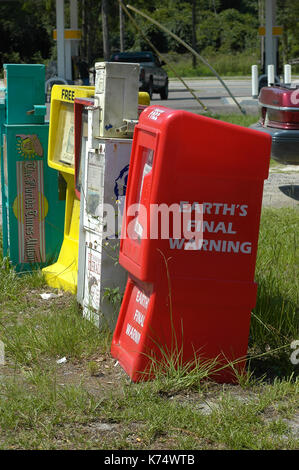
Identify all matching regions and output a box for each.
[263,168,299,209]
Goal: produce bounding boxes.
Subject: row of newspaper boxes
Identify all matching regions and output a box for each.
[0,63,272,383]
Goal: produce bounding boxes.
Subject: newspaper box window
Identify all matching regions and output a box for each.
[74,98,90,199]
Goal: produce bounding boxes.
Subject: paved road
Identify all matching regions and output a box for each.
[44,77,260,118]
[151,77,259,115]
[152,76,299,115]
[44,77,260,119]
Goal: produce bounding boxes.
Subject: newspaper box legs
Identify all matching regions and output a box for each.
[111,106,271,383]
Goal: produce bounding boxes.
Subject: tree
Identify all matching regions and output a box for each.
[1,0,299,74]
[277,0,299,62]
[0,0,54,69]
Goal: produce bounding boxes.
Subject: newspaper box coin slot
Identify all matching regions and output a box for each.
[111,105,272,383]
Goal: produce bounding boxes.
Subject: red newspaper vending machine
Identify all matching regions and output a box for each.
[111,106,271,383]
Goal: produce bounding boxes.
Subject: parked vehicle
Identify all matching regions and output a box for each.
[250,84,299,165]
[110,51,169,100]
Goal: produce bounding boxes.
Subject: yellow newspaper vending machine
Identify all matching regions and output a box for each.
[42,85,94,293]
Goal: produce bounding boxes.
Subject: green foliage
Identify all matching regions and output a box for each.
[196,8,258,55]
[103,286,122,307]
[1,0,298,74]
[277,0,299,64]
[0,0,54,68]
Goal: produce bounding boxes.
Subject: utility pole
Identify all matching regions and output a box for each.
[120,3,125,52]
[265,0,277,74]
[56,0,65,79]
[102,0,110,60]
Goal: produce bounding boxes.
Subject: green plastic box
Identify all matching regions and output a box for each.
[0,64,65,271]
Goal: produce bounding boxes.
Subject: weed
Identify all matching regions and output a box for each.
[103,286,123,307]
[87,360,99,377]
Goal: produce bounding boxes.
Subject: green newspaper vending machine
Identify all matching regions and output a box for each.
[0,64,65,271]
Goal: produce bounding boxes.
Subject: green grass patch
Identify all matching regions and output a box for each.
[164,52,259,78]
[0,262,111,368]
[0,368,298,450]
[207,112,259,128]
[93,376,299,450]
[251,209,299,362]
[1,297,111,367]
[0,370,105,449]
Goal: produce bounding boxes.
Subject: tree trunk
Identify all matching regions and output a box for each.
[102,0,110,60]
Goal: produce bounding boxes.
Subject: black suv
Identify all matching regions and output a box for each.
[110,51,169,100]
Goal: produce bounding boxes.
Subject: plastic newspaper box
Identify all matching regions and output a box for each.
[42,84,94,293]
[0,64,65,271]
[111,105,272,383]
[75,62,150,329]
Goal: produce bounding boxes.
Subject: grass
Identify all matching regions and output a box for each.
[0,371,104,449]
[249,209,299,378]
[163,52,260,78]
[1,364,298,450]
[206,112,259,128]
[0,270,110,368]
[2,299,111,367]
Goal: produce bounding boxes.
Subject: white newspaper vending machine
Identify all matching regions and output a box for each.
[75,62,140,328]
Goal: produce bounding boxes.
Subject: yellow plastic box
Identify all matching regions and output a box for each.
[43,85,94,293]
